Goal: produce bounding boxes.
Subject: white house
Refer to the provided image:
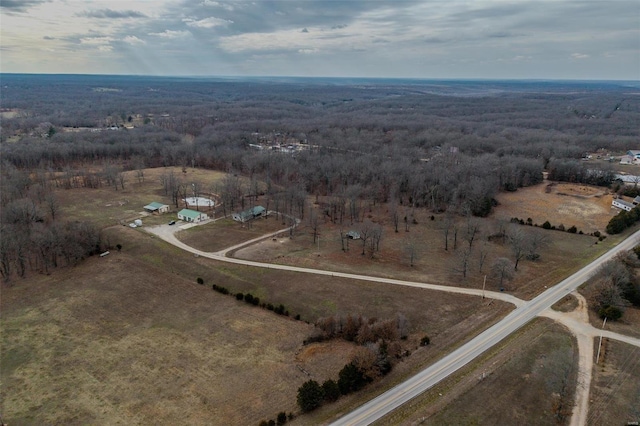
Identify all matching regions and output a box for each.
[612,199,634,212]
[178,209,208,223]
[627,150,640,160]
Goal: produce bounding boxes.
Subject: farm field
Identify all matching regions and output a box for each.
[6,166,639,425]
[1,225,514,425]
[493,181,615,234]
[372,319,578,426]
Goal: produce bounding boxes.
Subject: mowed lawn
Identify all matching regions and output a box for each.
[1,225,513,425]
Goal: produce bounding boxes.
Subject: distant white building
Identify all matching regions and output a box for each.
[627,150,640,160]
[620,155,634,165]
[612,199,634,212]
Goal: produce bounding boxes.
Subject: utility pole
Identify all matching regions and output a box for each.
[596,317,607,364]
[482,275,487,299]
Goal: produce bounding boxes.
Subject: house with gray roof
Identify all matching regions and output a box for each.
[232,206,266,222]
[612,199,634,212]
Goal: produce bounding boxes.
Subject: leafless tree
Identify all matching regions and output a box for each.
[464,216,482,249]
[508,225,527,270]
[454,247,473,278]
[44,193,59,221]
[389,201,400,233]
[491,257,515,290]
[405,234,418,267]
[476,239,490,273]
[526,230,549,261]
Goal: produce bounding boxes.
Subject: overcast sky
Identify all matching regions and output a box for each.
[1,0,638,80]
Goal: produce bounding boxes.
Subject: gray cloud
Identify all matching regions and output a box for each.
[76,9,147,19]
[3,0,638,80]
[172,0,382,35]
[1,0,48,13]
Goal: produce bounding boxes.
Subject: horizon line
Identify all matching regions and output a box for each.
[1,72,638,84]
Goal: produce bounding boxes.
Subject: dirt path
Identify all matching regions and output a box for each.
[145,223,525,307]
[541,292,640,426]
[144,222,640,425]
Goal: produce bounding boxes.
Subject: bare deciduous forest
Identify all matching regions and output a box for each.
[1,74,639,282]
[3,74,640,424]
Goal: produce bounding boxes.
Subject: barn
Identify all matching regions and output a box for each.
[144,202,170,214]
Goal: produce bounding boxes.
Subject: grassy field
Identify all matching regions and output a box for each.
[588,340,640,425]
[372,318,578,426]
[235,203,626,301]
[55,167,227,228]
[6,168,637,424]
[1,225,513,425]
[176,217,288,252]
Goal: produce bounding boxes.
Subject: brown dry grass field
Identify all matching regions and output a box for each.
[494,181,615,234]
[4,167,638,424]
[370,318,578,426]
[55,167,227,228]
[588,340,640,425]
[235,200,627,301]
[1,225,512,424]
[176,217,288,252]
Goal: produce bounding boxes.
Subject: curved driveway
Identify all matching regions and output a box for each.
[145,223,640,425]
[146,223,524,306]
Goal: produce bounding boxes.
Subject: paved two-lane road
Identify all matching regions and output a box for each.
[331,229,640,425]
[146,222,640,425]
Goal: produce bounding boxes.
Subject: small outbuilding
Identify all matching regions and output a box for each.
[144,202,170,214]
[178,209,209,223]
[232,206,266,222]
[346,230,361,240]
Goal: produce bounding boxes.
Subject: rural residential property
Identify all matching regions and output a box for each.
[177,208,209,223]
[232,206,266,222]
[2,4,640,422]
[143,201,170,214]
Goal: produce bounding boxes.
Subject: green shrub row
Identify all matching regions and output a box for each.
[509,217,596,236]
[606,205,640,234]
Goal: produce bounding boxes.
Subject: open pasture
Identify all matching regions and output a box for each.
[493,181,615,234]
[1,225,512,425]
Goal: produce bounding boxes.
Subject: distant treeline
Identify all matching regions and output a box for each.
[2,75,639,219]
